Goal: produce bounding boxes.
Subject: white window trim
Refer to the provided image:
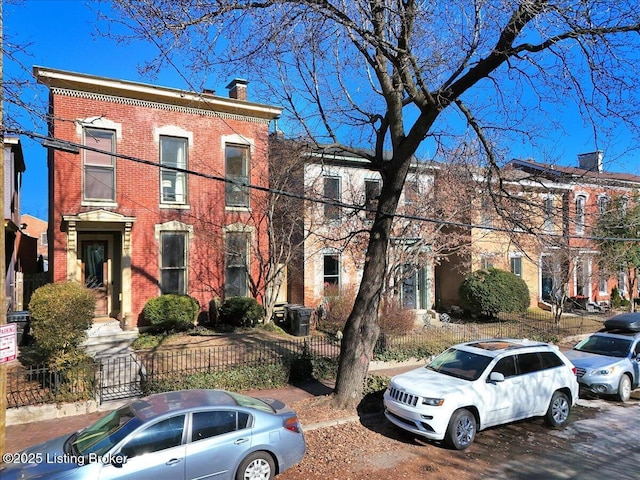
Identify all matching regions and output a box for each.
[158,135,190,207]
[81,126,118,206]
[223,223,254,297]
[574,192,588,235]
[322,249,341,295]
[509,252,524,277]
[223,136,254,210]
[155,221,194,296]
[154,125,193,144]
[76,117,122,140]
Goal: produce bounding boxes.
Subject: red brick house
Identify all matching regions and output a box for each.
[510,152,640,308]
[35,67,281,329]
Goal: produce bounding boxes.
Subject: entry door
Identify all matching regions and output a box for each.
[82,240,109,317]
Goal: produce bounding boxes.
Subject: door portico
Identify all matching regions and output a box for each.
[62,210,136,329]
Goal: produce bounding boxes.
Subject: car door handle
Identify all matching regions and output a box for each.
[166,458,182,466]
[234,438,250,445]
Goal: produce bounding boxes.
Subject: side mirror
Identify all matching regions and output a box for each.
[489,372,505,383]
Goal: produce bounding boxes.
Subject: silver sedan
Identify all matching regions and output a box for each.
[1,389,306,480]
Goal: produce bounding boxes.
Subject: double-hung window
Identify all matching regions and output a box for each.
[510,256,522,277]
[597,195,610,215]
[226,232,249,297]
[225,145,250,208]
[160,232,187,295]
[575,195,586,234]
[160,136,188,204]
[83,128,115,202]
[323,254,340,294]
[324,176,341,220]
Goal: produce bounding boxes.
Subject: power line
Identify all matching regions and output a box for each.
[7,127,640,243]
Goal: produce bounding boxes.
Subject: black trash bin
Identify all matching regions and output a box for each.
[293,307,312,336]
[7,310,30,346]
[285,304,301,333]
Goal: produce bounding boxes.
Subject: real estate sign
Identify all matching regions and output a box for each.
[0,323,17,364]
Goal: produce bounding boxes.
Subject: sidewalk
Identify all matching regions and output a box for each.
[5,363,421,454]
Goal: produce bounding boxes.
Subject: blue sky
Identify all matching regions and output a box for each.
[5,0,192,218]
[6,0,640,218]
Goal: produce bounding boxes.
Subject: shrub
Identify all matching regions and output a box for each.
[142,363,290,395]
[143,295,199,332]
[219,297,265,328]
[379,300,417,334]
[458,268,530,317]
[611,287,631,308]
[28,282,95,361]
[317,284,356,334]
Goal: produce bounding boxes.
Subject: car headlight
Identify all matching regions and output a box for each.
[591,366,616,375]
[422,397,444,406]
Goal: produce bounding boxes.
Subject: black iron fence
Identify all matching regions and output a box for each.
[5,312,608,409]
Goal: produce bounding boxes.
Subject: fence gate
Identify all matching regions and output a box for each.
[98,354,145,403]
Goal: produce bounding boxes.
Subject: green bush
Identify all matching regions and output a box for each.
[611,287,631,308]
[143,295,199,332]
[363,374,390,396]
[28,282,95,361]
[142,364,290,395]
[219,297,265,328]
[458,268,530,317]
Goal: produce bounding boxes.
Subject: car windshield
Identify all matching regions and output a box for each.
[69,406,142,457]
[426,347,493,381]
[574,335,633,358]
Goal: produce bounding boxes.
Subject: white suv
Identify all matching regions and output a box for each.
[383,339,579,449]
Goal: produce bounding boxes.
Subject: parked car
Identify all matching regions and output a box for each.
[383,339,579,450]
[564,313,640,402]
[1,389,306,480]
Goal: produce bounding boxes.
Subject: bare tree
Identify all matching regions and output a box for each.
[111,0,640,407]
[595,192,640,312]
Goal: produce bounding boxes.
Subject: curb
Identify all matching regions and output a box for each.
[303,415,362,432]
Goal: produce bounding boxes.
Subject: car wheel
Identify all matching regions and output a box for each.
[617,375,632,402]
[445,408,476,450]
[236,451,275,480]
[544,391,571,427]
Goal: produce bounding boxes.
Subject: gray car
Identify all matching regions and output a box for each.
[565,313,640,402]
[1,389,306,480]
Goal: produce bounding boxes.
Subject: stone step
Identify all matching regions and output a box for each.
[82,320,139,358]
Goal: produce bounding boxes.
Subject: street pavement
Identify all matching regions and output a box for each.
[5,364,419,454]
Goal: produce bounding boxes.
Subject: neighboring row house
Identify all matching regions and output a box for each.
[35,66,282,329]
[273,144,440,321]
[437,151,640,312]
[3,136,36,311]
[510,153,640,307]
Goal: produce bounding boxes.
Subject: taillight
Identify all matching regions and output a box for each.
[572,366,577,376]
[284,416,302,433]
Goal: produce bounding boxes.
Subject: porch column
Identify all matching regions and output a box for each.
[66,221,79,282]
[121,221,134,330]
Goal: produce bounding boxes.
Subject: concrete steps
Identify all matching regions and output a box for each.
[82,319,139,358]
[82,319,144,401]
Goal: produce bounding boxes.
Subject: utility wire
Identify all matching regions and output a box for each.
[7,126,640,243]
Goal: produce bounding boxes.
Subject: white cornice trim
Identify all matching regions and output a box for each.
[53,88,273,125]
[35,66,282,121]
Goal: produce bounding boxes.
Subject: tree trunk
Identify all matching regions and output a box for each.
[332,156,409,409]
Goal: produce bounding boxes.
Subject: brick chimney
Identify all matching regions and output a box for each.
[226,78,249,101]
[578,151,603,172]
